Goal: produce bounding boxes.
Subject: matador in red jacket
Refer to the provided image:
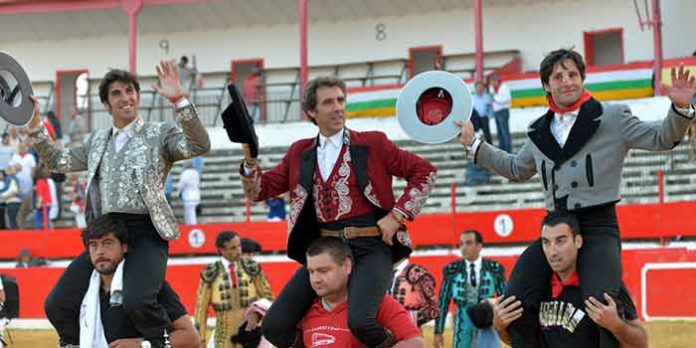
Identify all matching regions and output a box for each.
[240,76,436,347]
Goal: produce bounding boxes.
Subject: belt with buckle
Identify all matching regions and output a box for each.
[320,226,381,240]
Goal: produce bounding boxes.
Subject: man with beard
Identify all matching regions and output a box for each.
[80,213,200,348]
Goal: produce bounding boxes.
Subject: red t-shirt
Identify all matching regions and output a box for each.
[299,295,421,347]
[35,179,52,206]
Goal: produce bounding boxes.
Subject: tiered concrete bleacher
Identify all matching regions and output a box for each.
[44,130,696,228]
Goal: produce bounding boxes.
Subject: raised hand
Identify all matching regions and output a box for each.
[661,63,696,108]
[152,60,186,102]
[455,120,476,147]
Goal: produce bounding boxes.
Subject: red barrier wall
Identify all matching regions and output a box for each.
[2,202,695,260]
[2,247,695,320]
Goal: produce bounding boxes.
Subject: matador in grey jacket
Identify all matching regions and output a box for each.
[27,62,210,348]
[458,49,695,348]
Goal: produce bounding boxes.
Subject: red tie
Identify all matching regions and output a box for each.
[550,271,580,298]
[229,263,238,288]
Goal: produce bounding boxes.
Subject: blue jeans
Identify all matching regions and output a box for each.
[34,207,52,229]
[494,108,512,153]
[6,202,21,229]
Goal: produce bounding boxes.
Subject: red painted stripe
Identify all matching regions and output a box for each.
[1,202,694,260]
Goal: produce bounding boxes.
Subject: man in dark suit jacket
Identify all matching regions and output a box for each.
[240,76,436,347]
[457,48,695,348]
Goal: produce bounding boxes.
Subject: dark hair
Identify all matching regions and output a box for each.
[80,213,129,247]
[302,76,347,125]
[539,48,586,87]
[180,55,189,63]
[98,69,140,104]
[241,238,262,254]
[461,229,484,245]
[215,231,240,249]
[306,237,353,265]
[542,210,580,237]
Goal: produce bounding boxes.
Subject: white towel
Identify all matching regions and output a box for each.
[80,260,125,348]
[110,259,125,306]
[79,270,109,348]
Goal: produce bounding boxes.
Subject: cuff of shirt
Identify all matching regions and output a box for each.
[466,137,482,159]
[174,97,192,109]
[242,161,256,176]
[673,103,695,119]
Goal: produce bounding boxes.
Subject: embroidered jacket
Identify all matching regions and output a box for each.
[389,263,439,327]
[29,105,210,240]
[241,128,437,263]
[194,258,274,348]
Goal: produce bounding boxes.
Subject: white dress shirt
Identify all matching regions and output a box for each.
[317,129,345,181]
[550,111,578,148]
[466,256,483,287]
[489,83,512,112]
[111,117,139,153]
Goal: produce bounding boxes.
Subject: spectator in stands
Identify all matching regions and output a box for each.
[15,248,47,268]
[0,170,11,229]
[45,111,63,142]
[69,173,87,228]
[457,48,695,348]
[0,134,15,171]
[80,214,200,347]
[0,167,20,229]
[177,162,200,225]
[244,67,262,122]
[66,111,88,148]
[493,211,648,348]
[178,55,198,91]
[434,230,506,348]
[8,143,35,201]
[488,74,512,153]
[33,167,53,230]
[6,127,21,153]
[265,195,286,221]
[387,258,439,328]
[471,81,493,144]
[240,76,436,348]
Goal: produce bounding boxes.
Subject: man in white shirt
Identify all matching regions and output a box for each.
[457,48,695,348]
[240,76,437,348]
[177,162,201,225]
[488,74,513,153]
[7,144,35,199]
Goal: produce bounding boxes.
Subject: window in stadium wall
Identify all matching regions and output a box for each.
[408,45,443,78]
[583,28,625,67]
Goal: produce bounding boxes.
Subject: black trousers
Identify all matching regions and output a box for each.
[262,237,393,347]
[506,205,622,348]
[44,213,170,345]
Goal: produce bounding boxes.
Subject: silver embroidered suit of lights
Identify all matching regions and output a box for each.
[29,104,210,240]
